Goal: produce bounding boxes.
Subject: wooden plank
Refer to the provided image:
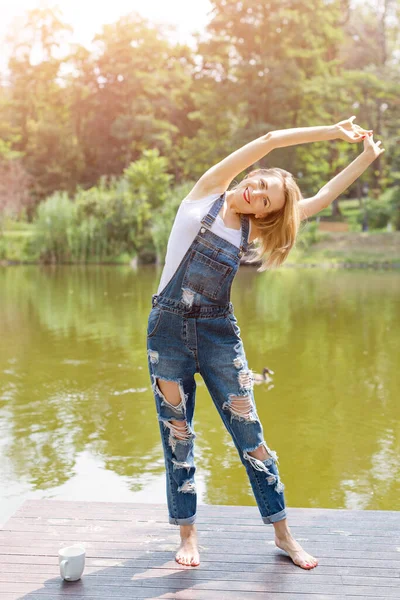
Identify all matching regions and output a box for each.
[11,513,399,531]
[14,500,398,517]
[1,500,399,600]
[0,570,344,585]
[0,592,349,600]
[0,561,398,579]
[1,535,399,556]
[14,501,400,522]
[0,579,348,595]
[1,529,399,549]
[0,578,396,597]
[4,517,400,537]
[6,519,398,541]
[0,570,398,589]
[14,505,400,525]
[1,548,400,570]
[11,513,400,532]
[4,519,400,541]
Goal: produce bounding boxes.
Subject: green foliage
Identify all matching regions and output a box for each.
[2,1,400,261]
[387,186,400,231]
[296,221,326,250]
[33,192,78,262]
[28,149,181,263]
[359,199,391,230]
[357,187,400,231]
[3,0,398,207]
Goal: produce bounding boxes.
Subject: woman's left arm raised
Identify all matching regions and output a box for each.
[298,133,385,221]
[191,116,372,196]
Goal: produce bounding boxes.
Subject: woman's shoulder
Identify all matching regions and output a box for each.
[183,178,226,203]
[181,191,222,206]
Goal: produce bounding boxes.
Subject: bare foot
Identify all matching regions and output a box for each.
[275,534,318,570]
[175,524,200,567]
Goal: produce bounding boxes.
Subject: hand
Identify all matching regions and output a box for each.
[334,116,372,143]
[362,132,385,160]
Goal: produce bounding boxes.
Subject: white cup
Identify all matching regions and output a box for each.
[58,545,86,581]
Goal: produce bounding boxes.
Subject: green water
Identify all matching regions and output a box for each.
[0,266,399,525]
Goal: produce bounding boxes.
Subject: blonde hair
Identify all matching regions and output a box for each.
[234,167,302,270]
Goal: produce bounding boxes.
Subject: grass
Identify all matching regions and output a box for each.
[1,202,398,267]
[288,230,400,267]
[0,221,37,262]
[311,198,363,232]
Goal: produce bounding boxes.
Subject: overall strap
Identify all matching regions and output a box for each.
[200,191,250,256]
[200,192,226,228]
[239,214,250,256]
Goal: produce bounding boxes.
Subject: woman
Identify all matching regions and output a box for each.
[147,117,384,570]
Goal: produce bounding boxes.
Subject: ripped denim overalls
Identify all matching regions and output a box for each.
[147,193,286,525]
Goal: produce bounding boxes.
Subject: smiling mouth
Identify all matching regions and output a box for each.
[243,187,250,204]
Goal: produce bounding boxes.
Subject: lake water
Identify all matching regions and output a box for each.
[0,265,399,525]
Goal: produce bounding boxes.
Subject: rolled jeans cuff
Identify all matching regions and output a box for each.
[262,508,287,524]
[169,514,196,526]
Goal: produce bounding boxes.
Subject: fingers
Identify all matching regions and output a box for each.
[363,133,385,154]
[354,125,373,137]
[354,124,370,135]
[344,116,373,134]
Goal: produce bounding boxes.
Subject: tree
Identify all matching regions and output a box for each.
[0,158,33,226]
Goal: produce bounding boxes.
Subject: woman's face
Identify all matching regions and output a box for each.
[234,174,285,218]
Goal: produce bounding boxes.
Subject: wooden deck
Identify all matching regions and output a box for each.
[0,500,399,599]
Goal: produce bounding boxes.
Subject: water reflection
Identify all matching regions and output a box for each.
[0,265,399,524]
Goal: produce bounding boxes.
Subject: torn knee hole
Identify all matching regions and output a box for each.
[243,443,283,492]
[223,394,256,421]
[248,444,273,462]
[244,442,279,469]
[167,419,191,441]
[162,418,194,452]
[178,479,196,494]
[172,458,192,472]
[154,377,187,413]
[230,395,253,417]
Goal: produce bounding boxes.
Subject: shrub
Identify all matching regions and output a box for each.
[357,196,391,230]
[388,186,400,230]
[33,192,77,262]
[297,221,325,249]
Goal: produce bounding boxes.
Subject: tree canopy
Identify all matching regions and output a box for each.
[1,0,399,217]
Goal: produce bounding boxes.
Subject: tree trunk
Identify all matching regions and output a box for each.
[331,197,342,218]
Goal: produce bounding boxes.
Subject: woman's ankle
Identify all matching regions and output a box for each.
[272,518,292,539]
[180,524,196,538]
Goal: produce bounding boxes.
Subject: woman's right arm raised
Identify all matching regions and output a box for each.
[185,118,371,201]
[185,133,275,201]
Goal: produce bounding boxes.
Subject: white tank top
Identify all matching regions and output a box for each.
[157,193,251,294]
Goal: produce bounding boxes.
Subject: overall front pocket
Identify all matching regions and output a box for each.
[182,250,233,300]
[226,313,241,338]
[147,306,163,338]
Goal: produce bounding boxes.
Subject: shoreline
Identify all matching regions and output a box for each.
[2,231,399,269]
[1,259,399,269]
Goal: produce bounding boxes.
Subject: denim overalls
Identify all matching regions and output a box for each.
[147,192,286,525]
